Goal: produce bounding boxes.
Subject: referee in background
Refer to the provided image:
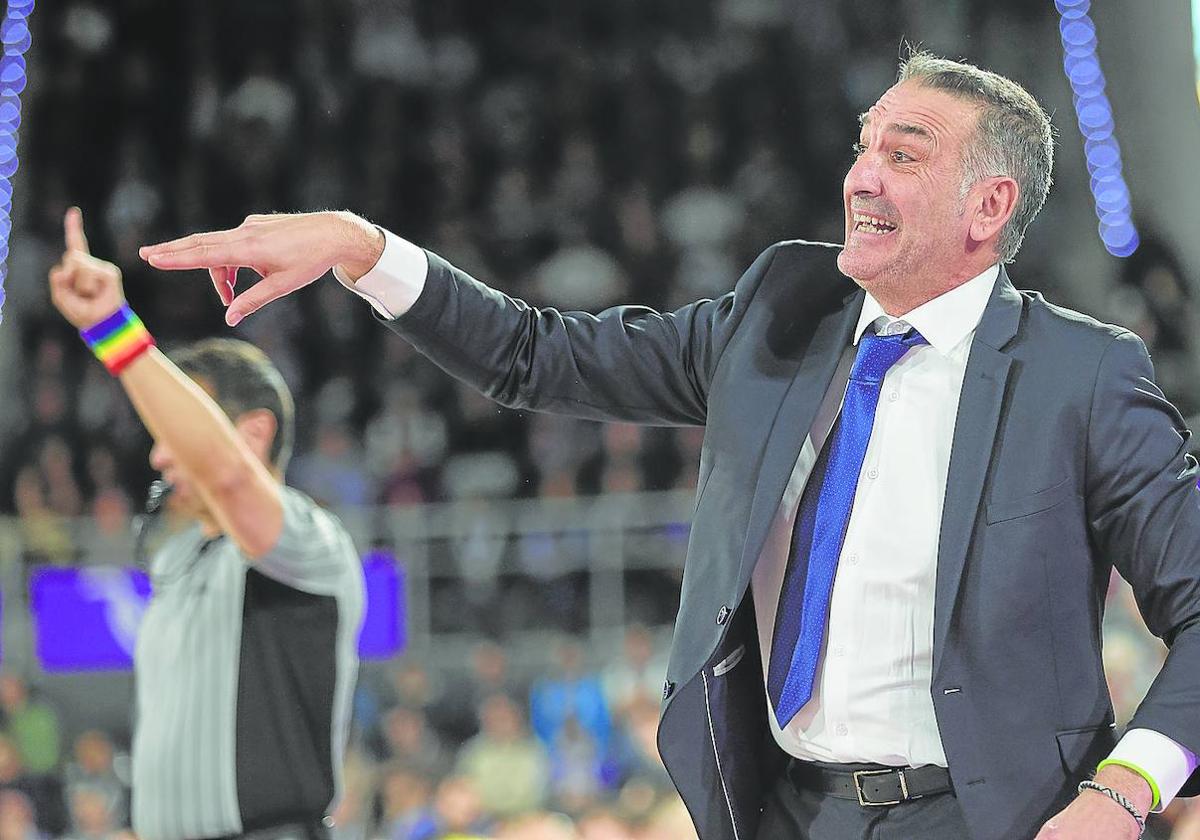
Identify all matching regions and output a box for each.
[48,207,365,840]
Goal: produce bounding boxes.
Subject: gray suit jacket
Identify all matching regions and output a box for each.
[383,240,1200,840]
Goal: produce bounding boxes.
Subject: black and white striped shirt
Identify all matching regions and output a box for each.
[132,487,364,840]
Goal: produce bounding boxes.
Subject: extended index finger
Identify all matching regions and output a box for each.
[138,229,252,271]
[64,207,90,254]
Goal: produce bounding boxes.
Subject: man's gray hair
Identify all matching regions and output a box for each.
[898,51,1055,263]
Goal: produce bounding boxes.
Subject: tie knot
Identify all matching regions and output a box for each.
[850,328,927,383]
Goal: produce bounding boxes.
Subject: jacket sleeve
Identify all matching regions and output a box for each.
[1086,329,1200,796]
[378,246,778,426]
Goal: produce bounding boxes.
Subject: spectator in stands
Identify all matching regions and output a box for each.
[0,677,59,777]
[12,467,74,566]
[456,694,550,819]
[574,808,634,840]
[62,731,128,829]
[601,625,668,716]
[379,707,452,780]
[80,490,135,567]
[494,812,581,840]
[289,422,371,509]
[636,798,699,840]
[427,776,489,840]
[0,791,44,840]
[437,641,524,744]
[61,785,122,840]
[548,716,604,813]
[609,696,673,795]
[530,641,612,761]
[377,764,436,840]
[0,735,61,835]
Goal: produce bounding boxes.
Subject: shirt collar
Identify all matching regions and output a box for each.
[853,264,1000,354]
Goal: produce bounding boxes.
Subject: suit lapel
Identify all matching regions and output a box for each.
[932,269,1023,678]
[735,286,865,590]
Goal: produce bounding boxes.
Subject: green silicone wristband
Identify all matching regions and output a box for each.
[1096,758,1161,811]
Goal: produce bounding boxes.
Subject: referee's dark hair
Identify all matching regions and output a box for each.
[171,338,296,472]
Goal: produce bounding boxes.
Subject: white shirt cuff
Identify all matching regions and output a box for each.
[332,227,429,319]
[1105,727,1198,812]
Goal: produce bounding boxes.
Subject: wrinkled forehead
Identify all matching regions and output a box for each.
[858,80,980,145]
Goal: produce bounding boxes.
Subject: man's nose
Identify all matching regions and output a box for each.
[149,442,168,471]
[845,152,883,198]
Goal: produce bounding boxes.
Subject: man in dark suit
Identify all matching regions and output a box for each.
[141,52,1199,839]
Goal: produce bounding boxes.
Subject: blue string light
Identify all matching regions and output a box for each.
[1055,0,1138,257]
[0,0,32,324]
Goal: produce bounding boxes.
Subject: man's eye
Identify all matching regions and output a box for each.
[891,150,912,163]
[852,142,867,157]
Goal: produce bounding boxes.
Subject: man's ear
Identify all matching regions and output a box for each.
[970,176,1020,250]
[234,408,278,470]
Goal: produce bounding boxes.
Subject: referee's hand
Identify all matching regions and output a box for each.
[139,211,384,327]
[49,207,127,330]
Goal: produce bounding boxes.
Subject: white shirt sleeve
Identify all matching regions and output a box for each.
[1105,727,1199,812]
[331,227,429,319]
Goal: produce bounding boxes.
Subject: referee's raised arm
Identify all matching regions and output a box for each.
[51,207,284,560]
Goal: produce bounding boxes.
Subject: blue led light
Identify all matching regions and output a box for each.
[1060,19,1097,47]
[0,21,29,54]
[0,0,32,323]
[1078,102,1113,127]
[1065,57,1103,87]
[1056,1,1137,257]
[1084,141,1121,171]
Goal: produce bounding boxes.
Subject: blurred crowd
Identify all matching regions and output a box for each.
[0,619,1195,840]
[0,630,691,840]
[3,0,1200,837]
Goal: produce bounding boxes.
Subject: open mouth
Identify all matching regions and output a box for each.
[852,212,897,235]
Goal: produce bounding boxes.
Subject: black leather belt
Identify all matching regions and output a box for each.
[788,760,954,807]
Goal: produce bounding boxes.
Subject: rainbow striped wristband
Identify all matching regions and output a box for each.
[80,303,156,376]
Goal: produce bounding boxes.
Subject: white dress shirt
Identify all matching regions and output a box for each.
[749,268,995,770]
[336,233,1197,810]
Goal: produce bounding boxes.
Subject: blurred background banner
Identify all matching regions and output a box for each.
[29,553,404,672]
[2,1,1200,837]
[359,549,405,660]
[30,565,145,672]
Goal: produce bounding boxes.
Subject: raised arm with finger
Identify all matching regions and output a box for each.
[54,208,285,558]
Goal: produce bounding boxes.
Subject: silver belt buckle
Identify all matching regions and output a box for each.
[853,768,907,806]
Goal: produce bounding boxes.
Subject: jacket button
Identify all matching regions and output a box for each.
[716,605,731,625]
[663,680,675,700]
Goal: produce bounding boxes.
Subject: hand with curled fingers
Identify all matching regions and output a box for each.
[48,207,127,330]
[138,211,385,326]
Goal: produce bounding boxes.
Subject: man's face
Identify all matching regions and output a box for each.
[148,437,206,518]
[837,80,982,298]
[146,377,269,521]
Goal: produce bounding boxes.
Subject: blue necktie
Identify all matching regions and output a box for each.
[767,326,928,728]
